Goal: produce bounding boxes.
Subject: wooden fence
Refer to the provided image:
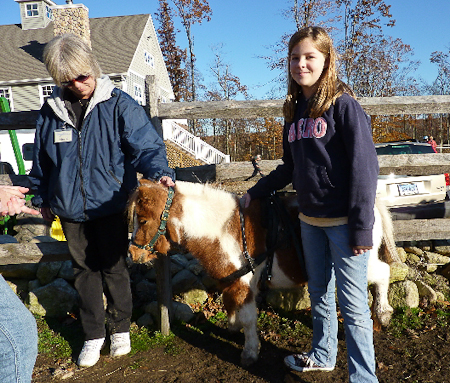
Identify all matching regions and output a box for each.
[1,93,450,334]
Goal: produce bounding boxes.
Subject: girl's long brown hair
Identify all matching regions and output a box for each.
[283,26,354,123]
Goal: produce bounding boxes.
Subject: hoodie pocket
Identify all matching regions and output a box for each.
[319,166,335,188]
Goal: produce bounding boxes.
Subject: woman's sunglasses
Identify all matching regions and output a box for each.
[61,74,90,87]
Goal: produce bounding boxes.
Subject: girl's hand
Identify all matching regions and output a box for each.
[353,246,372,256]
[240,193,252,209]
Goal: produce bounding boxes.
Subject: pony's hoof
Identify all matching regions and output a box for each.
[240,350,258,366]
[377,306,394,327]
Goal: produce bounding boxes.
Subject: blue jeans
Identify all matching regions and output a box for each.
[300,221,378,383]
[0,275,38,383]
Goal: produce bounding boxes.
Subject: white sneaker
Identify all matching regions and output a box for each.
[77,338,105,367]
[110,332,131,357]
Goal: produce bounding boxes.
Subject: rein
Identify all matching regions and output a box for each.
[131,186,174,253]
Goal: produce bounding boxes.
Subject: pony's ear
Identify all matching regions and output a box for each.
[154,236,170,255]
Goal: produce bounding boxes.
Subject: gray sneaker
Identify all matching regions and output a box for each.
[110,332,131,357]
[77,338,105,367]
[284,353,334,372]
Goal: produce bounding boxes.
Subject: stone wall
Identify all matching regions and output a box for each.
[2,217,450,327]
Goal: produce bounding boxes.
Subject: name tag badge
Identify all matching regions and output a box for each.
[54,129,72,143]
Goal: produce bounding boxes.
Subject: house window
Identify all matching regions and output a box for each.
[144,51,154,67]
[26,3,39,17]
[133,84,144,105]
[39,85,55,106]
[0,88,13,111]
[46,5,53,20]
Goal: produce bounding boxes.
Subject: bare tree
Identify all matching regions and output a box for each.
[205,45,248,157]
[155,0,187,101]
[171,0,212,103]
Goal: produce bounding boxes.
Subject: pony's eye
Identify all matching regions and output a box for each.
[139,220,148,225]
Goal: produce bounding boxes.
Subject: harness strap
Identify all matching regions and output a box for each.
[239,204,255,273]
[220,194,285,285]
[132,186,174,253]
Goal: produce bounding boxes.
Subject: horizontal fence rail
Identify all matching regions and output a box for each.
[2,95,450,130]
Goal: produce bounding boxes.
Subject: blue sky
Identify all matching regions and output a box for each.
[2,0,449,99]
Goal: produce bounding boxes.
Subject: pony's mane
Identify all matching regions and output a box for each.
[175,180,234,202]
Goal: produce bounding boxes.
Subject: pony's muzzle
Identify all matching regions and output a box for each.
[128,245,157,263]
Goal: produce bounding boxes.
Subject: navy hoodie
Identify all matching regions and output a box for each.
[248,92,379,247]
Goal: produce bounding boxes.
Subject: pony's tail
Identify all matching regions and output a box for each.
[375,198,401,264]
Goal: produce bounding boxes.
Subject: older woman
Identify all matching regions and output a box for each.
[29,33,175,367]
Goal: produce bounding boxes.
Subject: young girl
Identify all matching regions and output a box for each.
[241,26,379,382]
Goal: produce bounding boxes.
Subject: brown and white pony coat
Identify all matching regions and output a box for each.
[128,179,399,366]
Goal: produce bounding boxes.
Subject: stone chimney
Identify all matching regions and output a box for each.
[51,2,91,48]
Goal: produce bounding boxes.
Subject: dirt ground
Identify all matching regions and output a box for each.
[31,179,450,382]
[31,305,450,383]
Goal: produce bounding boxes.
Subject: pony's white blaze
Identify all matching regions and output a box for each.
[128,180,397,366]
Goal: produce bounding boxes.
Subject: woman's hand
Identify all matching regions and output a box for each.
[158,176,175,187]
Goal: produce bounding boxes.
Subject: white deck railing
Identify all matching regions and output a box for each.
[162,120,230,164]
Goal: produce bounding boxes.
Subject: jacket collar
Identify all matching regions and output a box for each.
[47,75,116,126]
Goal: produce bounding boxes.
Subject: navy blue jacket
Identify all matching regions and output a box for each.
[29,76,175,222]
[248,93,379,247]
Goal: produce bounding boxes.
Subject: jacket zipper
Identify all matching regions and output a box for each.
[109,170,122,185]
[77,129,88,219]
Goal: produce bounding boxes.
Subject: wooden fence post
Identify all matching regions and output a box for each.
[145,75,172,335]
[155,253,172,336]
[145,75,164,138]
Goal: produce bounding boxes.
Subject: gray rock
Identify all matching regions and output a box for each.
[389,262,408,283]
[187,259,203,275]
[171,253,189,268]
[144,268,157,281]
[180,288,208,306]
[415,280,437,305]
[36,261,63,285]
[172,301,195,323]
[406,253,421,265]
[266,286,311,311]
[28,278,78,317]
[388,280,419,309]
[172,269,198,295]
[0,263,38,279]
[28,279,41,292]
[57,260,74,280]
[396,247,408,263]
[404,246,423,256]
[136,312,154,327]
[423,251,450,265]
[135,279,157,302]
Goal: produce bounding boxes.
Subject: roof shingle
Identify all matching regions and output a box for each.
[0,14,150,83]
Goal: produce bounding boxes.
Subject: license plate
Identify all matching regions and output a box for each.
[398,183,419,196]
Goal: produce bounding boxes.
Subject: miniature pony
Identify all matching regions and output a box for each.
[128,180,399,366]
